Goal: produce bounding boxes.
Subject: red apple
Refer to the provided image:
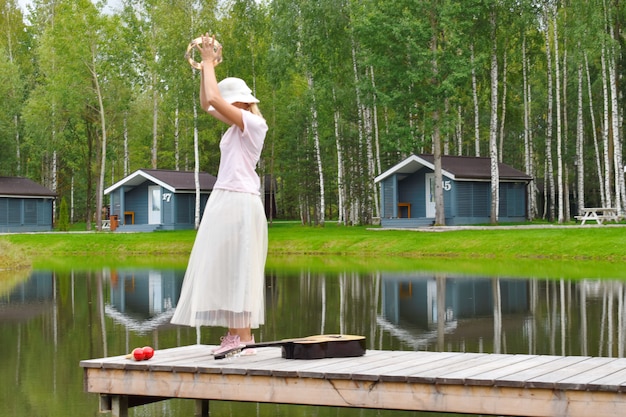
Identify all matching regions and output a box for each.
[142,346,154,360]
[132,347,145,361]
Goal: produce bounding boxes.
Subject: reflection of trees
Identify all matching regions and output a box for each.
[0,268,31,298]
[5,266,626,417]
[374,274,626,358]
[532,278,626,358]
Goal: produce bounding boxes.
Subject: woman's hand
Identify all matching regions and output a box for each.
[198,33,222,66]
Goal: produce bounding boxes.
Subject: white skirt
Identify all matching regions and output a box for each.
[170,189,268,329]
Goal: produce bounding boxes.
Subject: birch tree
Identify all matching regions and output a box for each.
[0,0,27,176]
[543,3,556,221]
[552,4,564,223]
[604,0,625,215]
[488,4,499,224]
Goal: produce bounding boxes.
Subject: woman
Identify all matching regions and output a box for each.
[171,34,268,356]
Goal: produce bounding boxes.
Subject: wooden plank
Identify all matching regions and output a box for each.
[525,357,612,389]
[584,366,626,392]
[318,350,408,380]
[294,351,390,379]
[206,349,376,378]
[462,354,550,386]
[438,354,539,386]
[494,355,590,388]
[349,351,421,381]
[377,351,466,382]
[553,357,626,391]
[406,353,507,384]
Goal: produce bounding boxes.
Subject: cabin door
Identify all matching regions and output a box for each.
[425,173,436,218]
[148,186,162,224]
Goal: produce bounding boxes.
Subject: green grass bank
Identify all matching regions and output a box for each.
[1,222,625,278]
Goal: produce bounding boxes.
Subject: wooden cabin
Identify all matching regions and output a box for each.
[0,176,56,233]
[104,169,217,232]
[374,155,533,227]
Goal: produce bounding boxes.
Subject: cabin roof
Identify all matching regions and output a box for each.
[0,177,57,198]
[104,169,217,195]
[374,154,533,183]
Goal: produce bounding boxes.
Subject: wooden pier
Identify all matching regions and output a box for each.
[80,344,626,417]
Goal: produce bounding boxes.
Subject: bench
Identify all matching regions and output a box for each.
[575,207,619,225]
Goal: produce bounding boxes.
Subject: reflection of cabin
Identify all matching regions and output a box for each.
[381,272,529,331]
[374,154,533,227]
[104,169,217,232]
[0,271,55,322]
[106,268,185,333]
[0,177,56,233]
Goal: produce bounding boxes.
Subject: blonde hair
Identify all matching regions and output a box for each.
[249,103,263,118]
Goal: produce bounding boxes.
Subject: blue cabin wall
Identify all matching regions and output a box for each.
[125,182,150,225]
[107,182,210,230]
[380,176,397,218]
[0,197,54,232]
[398,170,426,217]
[172,193,209,225]
[380,169,454,227]
[379,169,528,227]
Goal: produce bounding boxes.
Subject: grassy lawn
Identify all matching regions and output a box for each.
[1,221,625,278]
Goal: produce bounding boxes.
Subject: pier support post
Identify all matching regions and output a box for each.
[195,399,209,416]
[111,395,128,417]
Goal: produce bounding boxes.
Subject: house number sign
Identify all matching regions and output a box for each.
[162,193,172,202]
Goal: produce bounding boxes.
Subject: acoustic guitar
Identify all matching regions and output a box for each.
[214,334,366,360]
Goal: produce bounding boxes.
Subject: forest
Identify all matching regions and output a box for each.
[0,0,625,228]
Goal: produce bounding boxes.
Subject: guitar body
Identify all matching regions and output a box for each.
[214,334,366,360]
[280,334,366,359]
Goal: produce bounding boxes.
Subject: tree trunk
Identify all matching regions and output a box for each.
[456,105,463,156]
[333,87,345,226]
[543,5,556,221]
[471,43,480,157]
[14,115,20,174]
[608,48,624,214]
[370,66,381,219]
[584,52,605,207]
[307,73,325,226]
[498,50,507,164]
[89,46,107,232]
[522,33,536,220]
[152,77,158,169]
[562,45,571,221]
[123,113,129,177]
[576,59,584,217]
[601,46,612,208]
[193,74,201,229]
[489,7,499,225]
[605,0,625,214]
[431,5,445,226]
[174,103,180,171]
[553,10,564,223]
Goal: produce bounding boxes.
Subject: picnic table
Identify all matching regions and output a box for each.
[575,207,619,225]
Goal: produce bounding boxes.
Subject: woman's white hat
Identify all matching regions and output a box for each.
[208,77,259,112]
[218,77,259,104]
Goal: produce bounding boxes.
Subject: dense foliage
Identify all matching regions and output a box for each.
[1,0,625,227]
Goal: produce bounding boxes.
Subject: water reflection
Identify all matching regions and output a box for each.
[1,265,626,417]
[106,269,181,333]
[0,271,55,322]
[379,273,530,353]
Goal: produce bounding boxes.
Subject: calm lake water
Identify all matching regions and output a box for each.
[1,260,626,417]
